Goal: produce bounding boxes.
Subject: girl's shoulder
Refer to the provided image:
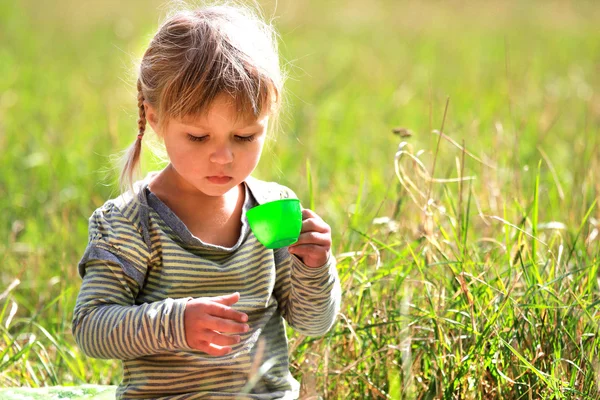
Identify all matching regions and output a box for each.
[92,179,148,222]
[245,176,298,205]
[80,179,153,285]
[87,175,154,248]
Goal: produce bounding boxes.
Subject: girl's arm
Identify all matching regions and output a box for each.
[273,209,341,336]
[74,202,247,359]
[72,255,192,360]
[274,251,341,336]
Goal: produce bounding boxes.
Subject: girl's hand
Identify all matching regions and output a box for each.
[183,292,249,356]
[288,208,332,268]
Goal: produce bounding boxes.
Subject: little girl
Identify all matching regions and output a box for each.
[71,3,341,399]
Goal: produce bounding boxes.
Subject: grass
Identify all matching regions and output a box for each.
[1,0,600,398]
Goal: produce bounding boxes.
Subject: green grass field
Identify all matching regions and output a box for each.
[1,0,600,398]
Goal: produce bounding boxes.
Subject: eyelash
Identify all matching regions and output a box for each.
[187,135,207,142]
[187,134,256,143]
[236,135,256,142]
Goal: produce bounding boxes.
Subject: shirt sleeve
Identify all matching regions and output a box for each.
[272,247,341,337]
[72,256,192,360]
[77,201,151,287]
[72,202,193,360]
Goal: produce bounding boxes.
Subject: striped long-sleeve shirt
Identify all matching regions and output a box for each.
[71,172,341,399]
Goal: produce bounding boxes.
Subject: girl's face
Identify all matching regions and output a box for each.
[145,94,268,198]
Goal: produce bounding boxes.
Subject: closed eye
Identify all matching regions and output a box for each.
[235,134,256,142]
[187,134,208,142]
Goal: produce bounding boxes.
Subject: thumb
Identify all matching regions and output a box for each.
[209,292,241,306]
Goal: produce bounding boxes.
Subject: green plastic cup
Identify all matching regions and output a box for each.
[247,199,302,249]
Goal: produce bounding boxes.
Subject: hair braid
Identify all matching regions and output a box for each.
[119,78,147,194]
[137,79,147,139]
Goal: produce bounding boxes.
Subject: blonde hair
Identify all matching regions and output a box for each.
[120,1,285,193]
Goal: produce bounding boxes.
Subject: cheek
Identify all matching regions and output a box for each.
[245,141,265,165]
[164,139,202,170]
[163,138,180,161]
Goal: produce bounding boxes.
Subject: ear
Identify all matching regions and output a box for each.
[143,101,159,133]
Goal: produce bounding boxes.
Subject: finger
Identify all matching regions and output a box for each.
[299,218,330,234]
[289,231,331,247]
[287,245,329,267]
[195,341,232,357]
[202,301,248,323]
[200,314,250,334]
[197,329,241,347]
[288,244,327,255]
[301,208,319,219]
[208,292,240,306]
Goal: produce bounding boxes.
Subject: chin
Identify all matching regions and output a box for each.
[198,180,240,197]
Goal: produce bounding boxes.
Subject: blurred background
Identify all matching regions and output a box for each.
[1,0,599,398]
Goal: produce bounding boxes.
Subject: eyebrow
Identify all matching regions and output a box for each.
[181,122,264,130]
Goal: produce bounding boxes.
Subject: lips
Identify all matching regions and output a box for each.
[207,176,233,184]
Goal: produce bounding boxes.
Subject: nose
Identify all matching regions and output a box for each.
[209,145,233,165]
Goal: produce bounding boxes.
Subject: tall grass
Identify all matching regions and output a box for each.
[1,0,599,398]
